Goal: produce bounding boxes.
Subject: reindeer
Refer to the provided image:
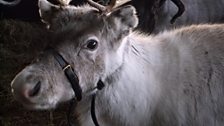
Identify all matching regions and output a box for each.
[126,0,224,33]
[152,0,224,33]
[11,0,224,125]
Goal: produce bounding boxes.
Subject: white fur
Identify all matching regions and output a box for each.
[76,24,224,126]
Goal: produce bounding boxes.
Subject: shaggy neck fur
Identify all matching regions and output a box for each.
[91,33,162,126]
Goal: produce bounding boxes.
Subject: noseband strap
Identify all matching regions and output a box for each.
[49,48,82,101]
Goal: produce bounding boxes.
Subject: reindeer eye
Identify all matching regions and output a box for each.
[86,39,98,50]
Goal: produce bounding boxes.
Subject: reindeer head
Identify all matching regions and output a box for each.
[11,0,138,109]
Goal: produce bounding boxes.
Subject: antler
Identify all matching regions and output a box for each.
[57,0,72,6]
[170,0,185,24]
[87,0,117,13]
[87,0,106,11]
[106,0,116,11]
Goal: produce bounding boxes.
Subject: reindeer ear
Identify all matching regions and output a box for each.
[38,0,60,24]
[107,5,138,34]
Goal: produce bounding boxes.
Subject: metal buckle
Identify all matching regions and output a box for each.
[63,64,71,71]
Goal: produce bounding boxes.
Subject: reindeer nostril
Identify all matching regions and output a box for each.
[28,81,41,97]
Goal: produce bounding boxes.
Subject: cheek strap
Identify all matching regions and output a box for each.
[48,47,82,101]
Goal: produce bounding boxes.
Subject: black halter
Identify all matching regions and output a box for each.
[49,48,82,101]
[48,47,104,126]
[91,80,105,126]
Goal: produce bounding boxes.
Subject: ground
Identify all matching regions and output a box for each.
[0,20,76,126]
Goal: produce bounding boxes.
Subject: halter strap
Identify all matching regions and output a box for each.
[48,48,82,101]
[46,47,104,126]
[91,80,105,126]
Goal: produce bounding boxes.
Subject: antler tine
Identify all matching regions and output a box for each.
[106,0,116,10]
[57,0,72,6]
[87,0,106,12]
[170,0,185,24]
[87,0,117,13]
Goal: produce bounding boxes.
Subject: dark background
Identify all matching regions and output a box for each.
[0,0,86,21]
